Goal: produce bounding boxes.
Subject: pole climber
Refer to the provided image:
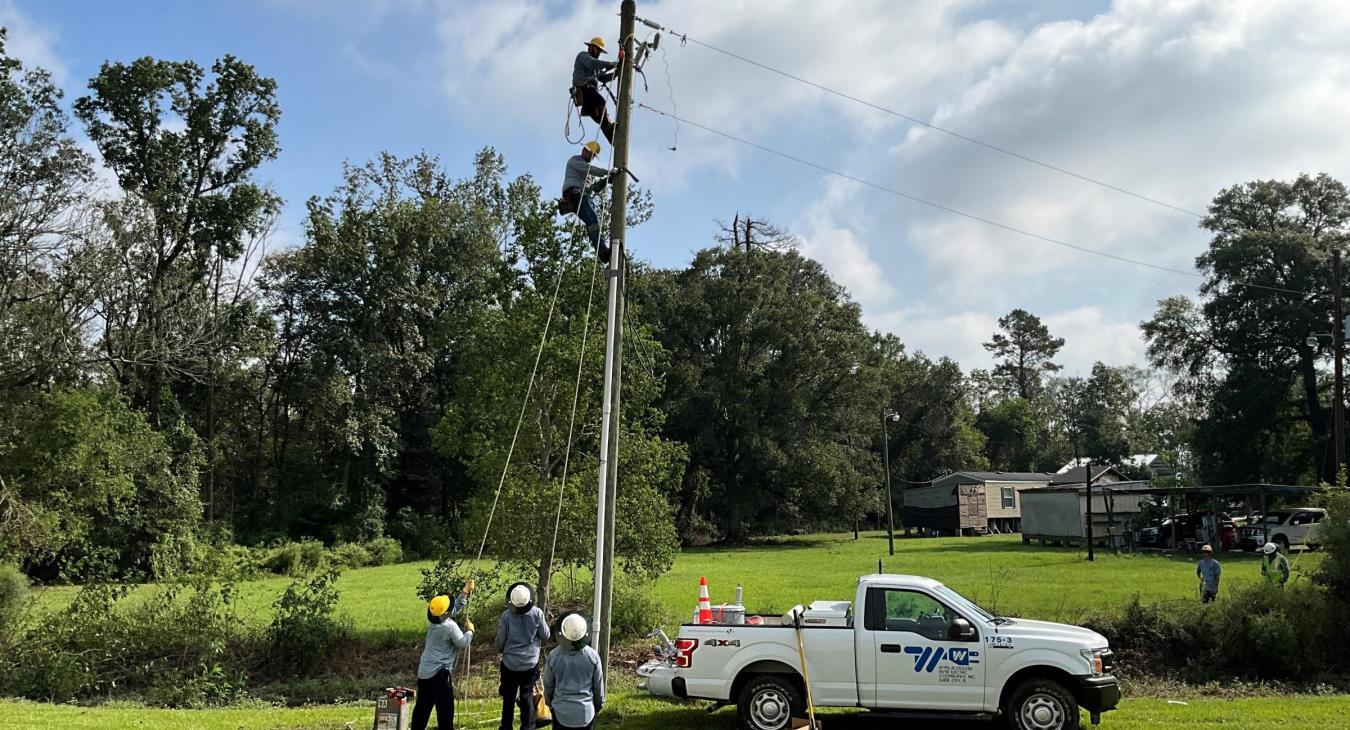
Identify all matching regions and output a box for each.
[559,140,616,264]
[572,36,617,143]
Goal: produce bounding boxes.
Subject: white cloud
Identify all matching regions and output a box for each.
[0,0,66,82]
[796,179,894,309]
[1044,306,1148,375]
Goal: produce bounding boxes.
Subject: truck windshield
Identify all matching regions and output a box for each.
[932,585,996,623]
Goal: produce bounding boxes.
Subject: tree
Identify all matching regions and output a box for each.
[645,243,878,542]
[74,54,281,427]
[1143,174,1350,484]
[1064,363,1138,464]
[983,309,1065,399]
[0,29,95,393]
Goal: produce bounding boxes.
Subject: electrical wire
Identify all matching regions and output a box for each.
[636,17,1204,219]
[634,102,1308,297]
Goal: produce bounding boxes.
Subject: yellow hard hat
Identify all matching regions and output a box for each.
[586,36,607,52]
[428,595,451,617]
[583,140,601,156]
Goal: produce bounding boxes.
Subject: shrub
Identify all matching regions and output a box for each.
[609,580,664,640]
[261,566,349,676]
[364,537,404,566]
[1085,583,1350,683]
[1316,489,1350,602]
[331,542,373,568]
[0,563,28,639]
[2,578,247,705]
[261,539,328,576]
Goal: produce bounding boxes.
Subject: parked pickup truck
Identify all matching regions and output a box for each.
[639,574,1119,730]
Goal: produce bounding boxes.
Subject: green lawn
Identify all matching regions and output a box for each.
[32,532,1324,641]
[4,691,1347,729]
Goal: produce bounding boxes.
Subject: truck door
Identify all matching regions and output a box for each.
[862,587,985,710]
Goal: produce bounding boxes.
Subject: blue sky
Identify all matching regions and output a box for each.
[7,0,1350,374]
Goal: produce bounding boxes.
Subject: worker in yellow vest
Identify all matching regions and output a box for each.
[1260,542,1290,587]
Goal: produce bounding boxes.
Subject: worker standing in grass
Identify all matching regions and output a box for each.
[413,585,476,730]
[497,583,551,730]
[560,141,614,264]
[572,36,617,143]
[544,613,605,730]
[1261,542,1291,587]
[1196,544,1221,603]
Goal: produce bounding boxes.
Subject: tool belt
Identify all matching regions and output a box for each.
[557,186,581,215]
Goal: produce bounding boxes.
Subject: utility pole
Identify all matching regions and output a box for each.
[593,0,636,673]
[1334,247,1345,481]
[882,410,898,556]
[1083,456,1095,561]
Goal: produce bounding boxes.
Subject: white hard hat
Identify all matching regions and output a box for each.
[1262,542,1277,554]
[561,613,588,642]
[1201,544,1213,553]
[510,584,532,608]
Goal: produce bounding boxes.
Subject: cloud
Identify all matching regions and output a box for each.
[1044,306,1148,375]
[796,179,894,309]
[0,0,67,82]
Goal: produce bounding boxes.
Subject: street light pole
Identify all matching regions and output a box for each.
[882,409,898,556]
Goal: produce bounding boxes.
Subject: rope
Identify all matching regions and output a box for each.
[544,254,602,616]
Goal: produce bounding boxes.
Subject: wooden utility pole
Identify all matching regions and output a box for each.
[593,0,636,672]
[1334,247,1345,480]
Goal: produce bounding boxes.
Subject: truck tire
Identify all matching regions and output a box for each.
[1274,534,1289,552]
[737,675,802,730]
[1006,679,1080,730]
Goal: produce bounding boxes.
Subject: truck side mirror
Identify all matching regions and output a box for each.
[949,617,976,641]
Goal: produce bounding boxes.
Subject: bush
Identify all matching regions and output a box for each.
[1085,583,1350,683]
[364,537,403,566]
[0,563,28,639]
[331,542,373,568]
[261,539,328,576]
[3,578,247,705]
[261,566,350,676]
[1316,489,1350,602]
[609,580,664,640]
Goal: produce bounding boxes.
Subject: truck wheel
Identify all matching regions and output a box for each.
[1274,535,1289,552]
[738,675,802,730]
[1006,679,1080,730]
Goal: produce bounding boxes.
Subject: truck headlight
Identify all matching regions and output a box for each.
[1081,648,1106,676]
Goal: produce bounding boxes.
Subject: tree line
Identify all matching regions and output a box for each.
[3,37,1346,584]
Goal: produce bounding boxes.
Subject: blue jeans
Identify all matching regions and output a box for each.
[577,193,600,248]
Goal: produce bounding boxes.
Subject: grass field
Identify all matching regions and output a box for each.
[4,690,1348,729]
[13,532,1341,728]
[31,532,1325,641]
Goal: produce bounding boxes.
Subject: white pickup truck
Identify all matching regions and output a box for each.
[639,574,1119,730]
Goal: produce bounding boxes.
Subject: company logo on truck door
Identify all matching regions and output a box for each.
[903,646,980,672]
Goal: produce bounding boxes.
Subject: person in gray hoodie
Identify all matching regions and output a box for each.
[544,612,604,730]
[496,582,551,730]
[413,589,475,730]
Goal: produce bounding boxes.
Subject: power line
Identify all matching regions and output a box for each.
[634,102,1307,297]
[638,17,1205,219]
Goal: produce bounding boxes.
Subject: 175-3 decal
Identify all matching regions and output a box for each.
[985,635,1014,650]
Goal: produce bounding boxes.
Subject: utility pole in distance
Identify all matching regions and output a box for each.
[593,0,636,673]
[882,409,899,555]
[1334,247,1345,481]
[1083,456,1095,561]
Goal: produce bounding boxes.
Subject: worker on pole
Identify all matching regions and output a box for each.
[412,583,476,730]
[572,37,617,143]
[544,613,605,730]
[560,140,614,264]
[1260,542,1291,587]
[496,583,551,730]
[1196,544,1221,603]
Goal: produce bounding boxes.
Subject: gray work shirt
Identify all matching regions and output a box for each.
[1196,557,1221,591]
[573,51,616,87]
[417,618,472,680]
[544,645,605,728]
[495,606,551,671]
[562,155,610,193]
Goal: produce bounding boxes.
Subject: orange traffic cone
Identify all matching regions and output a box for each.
[698,576,714,624]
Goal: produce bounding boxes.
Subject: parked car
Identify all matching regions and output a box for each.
[1237,508,1327,551]
[1136,512,1237,551]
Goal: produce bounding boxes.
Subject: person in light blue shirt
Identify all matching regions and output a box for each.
[1196,545,1221,603]
[544,613,605,730]
[496,582,551,730]
[413,585,475,730]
